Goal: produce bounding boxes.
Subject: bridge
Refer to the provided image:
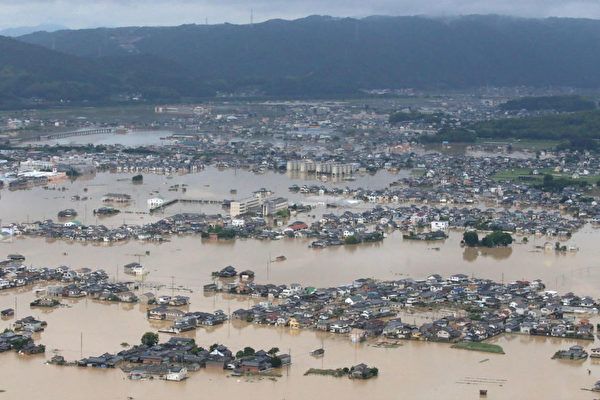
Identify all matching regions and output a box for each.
[149,198,226,214]
[39,128,115,141]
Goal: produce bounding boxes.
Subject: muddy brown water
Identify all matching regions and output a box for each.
[0,167,404,227]
[1,171,600,399]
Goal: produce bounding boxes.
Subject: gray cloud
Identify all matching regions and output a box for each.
[1,0,600,29]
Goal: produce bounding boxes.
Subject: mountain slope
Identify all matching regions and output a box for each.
[0,35,115,104]
[0,35,211,106]
[18,15,600,95]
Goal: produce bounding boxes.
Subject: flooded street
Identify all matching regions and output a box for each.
[1,15,598,396]
[0,167,403,227]
[1,225,600,398]
[2,226,599,294]
[1,163,600,400]
[25,130,175,147]
[0,290,598,400]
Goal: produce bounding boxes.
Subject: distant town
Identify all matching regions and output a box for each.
[2,90,600,397]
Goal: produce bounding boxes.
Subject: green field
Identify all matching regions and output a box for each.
[451,341,505,354]
[492,167,538,182]
[477,139,561,151]
[304,368,347,377]
[492,167,600,185]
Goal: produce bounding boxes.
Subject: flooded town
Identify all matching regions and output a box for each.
[4,5,600,398]
[2,94,600,400]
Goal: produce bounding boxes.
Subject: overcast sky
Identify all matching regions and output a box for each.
[2,0,600,29]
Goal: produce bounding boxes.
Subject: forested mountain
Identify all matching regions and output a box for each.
[0,36,208,107]
[5,15,600,104]
[0,35,113,105]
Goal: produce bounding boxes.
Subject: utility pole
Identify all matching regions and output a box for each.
[227,303,231,337]
[266,253,271,280]
[287,347,291,376]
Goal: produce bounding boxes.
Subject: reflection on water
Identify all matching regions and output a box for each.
[2,166,600,399]
[463,246,513,262]
[1,227,599,294]
[0,285,598,400]
[28,130,175,147]
[0,167,401,227]
[421,143,534,159]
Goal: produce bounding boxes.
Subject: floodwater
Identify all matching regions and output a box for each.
[0,279,599,400]
[0,228,600,398]
[1,226,599,295]
[26,130,175,147]
[2,170,600,399]
[0,167,405,227]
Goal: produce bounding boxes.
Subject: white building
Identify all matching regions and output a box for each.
[124,263,145,276]
[231,218,245,227]
[165,367,188,381]
[286,160,356,175]
[19,159,54,172]
[431,221,449,232]
[147,197,165,208]
[230,196,262,217]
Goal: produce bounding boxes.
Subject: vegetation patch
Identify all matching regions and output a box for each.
[492,168,600,188]
[389,111,445,125]
[305,368,348,378]
[499,95,596,112]
[462,230,513,248]
[451,341,505,354]
[305,365,379,379]
[433,110,600,151]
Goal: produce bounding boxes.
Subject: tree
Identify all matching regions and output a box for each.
[480,236,493,247]
[463,231,479,247]
[243,346,255,357]
[270,356,282,368]
[11,337,31,350]
[344,235,360,245]
[276,209,290,218]
[268,347,279,355]
[141,332,159,347]
[479,231,513,247]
